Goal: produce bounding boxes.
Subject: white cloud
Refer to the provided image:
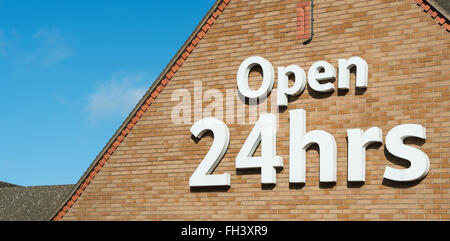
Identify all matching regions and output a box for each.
[0,28,72,66]
[85,72,149,123]
[27,28,72,66]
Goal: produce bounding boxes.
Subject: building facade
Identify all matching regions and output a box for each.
[53,0,449,220]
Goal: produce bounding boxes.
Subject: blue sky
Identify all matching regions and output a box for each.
[0,0,214,186]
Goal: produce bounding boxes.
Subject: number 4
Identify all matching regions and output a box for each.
[189,114,283,187]
[236,113,283,184]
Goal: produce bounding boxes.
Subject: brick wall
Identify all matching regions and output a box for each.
[62,0,450,220]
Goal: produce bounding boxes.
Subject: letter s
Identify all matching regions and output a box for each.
[383,124,429,182]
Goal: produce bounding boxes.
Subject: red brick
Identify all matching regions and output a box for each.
[218,2,226,11]
[166,71,175,79]
[421,3,431,11]
[141,104,149,112]
[176,57,185,66]
[207,18,214,26]
[146,97,155,105]
[98,158,106,167]
[444,22,450,31]
[427,9,438,18]
[76,189,83,196]
[85,177,92,184]
[197,30,206,39]
[131,117,138,124]
[89,171,96,179]
[151,90,159,99]
[181,51,190,60]
[112,140,120,148]
[58,0,450,222]
[156,83,165,92]
[161,78,169,86]
[191,37,200,46]
[136,110,144,118]
[54,213,62,221]
[170,63,180,73]
[186,43,195,53]
[203,24,212,32]
[436,16,446,24]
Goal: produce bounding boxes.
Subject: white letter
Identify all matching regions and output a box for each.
[236,113,283,184]
[289,109,337,183]
[347,127,382,182]
[237,56,274,100]
[277,65,306,106]
[193,80,203,122]
[203,89,223,120]
[338,56,368,89]
[383,124,429,182]
[190,118,230,187]
[225,88,235,125]
[307,60,336,93]
[171,89,191,124]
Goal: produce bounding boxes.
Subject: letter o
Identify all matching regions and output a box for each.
[237,56,274,100]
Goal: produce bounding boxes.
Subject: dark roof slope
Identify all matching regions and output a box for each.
[0,184,73,221]
[0,181,20,188]
[428,0,450,19]
[415,0,450,31]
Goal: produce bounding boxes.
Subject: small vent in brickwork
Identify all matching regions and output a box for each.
[297,1,313,43]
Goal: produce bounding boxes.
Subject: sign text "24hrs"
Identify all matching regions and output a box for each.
[189,56,429,187]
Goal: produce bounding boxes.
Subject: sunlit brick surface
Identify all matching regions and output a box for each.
[61,0,450,220]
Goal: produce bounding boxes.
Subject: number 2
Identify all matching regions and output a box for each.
[190,118,230,187]
[190,114,283,187]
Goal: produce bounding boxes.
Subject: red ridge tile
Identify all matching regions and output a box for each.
[186,43,195,53]
[444,22,450,31]
[421,3,431,11]
[166,71,175,79]
[197,30,206,39]
[176,58,185,66]
[161,78,169,86]
[151,91,159,99]
[181,51,190,60]
[156,83,164,92]
[436,15,446,24]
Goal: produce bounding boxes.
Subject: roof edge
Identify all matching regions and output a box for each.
[414,0,450,31]
[426,0,450,20]
[51,0,231,221]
